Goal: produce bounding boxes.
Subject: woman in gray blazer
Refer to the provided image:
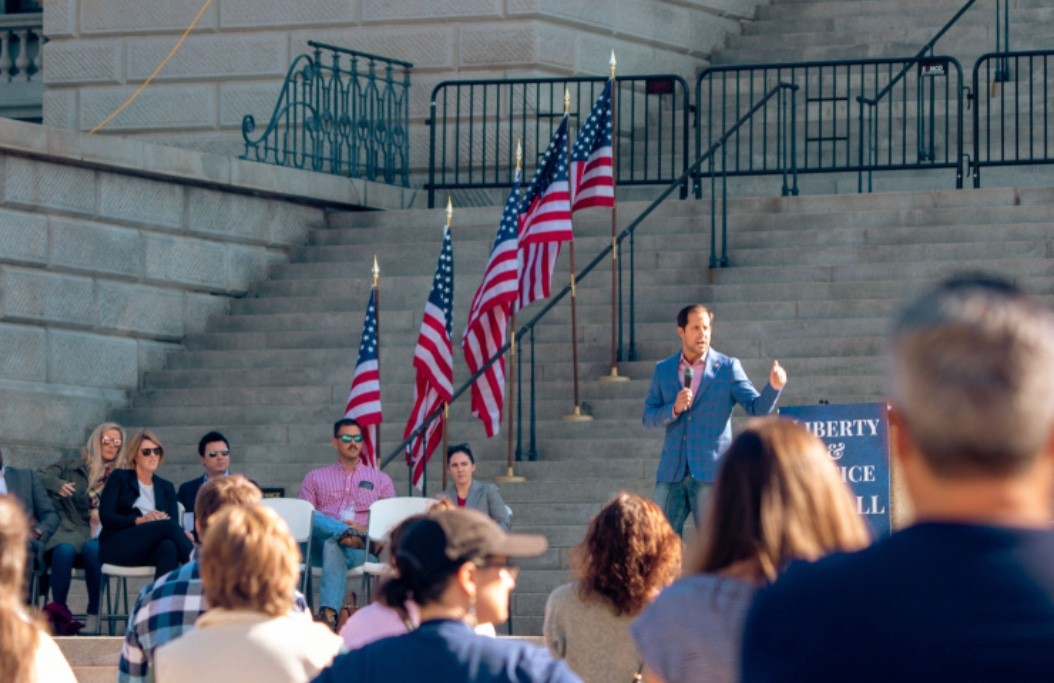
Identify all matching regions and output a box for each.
[440,444,511,530]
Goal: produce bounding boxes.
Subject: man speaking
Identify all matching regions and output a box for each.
[642,304,787,534]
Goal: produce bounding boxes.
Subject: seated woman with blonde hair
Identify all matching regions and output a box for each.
[37,421,124,634]
[631,416,871,683]
[155,503,342,683]
[543,492,682,682]
[98,429,192,580]
[0,497,76,683]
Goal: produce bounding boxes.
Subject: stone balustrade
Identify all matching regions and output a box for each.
[0,13,44,120]
[0,13,43,82]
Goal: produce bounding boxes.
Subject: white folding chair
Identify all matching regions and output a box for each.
[100,564,155,635]
[260,498,313,600]
[360,496,436,601]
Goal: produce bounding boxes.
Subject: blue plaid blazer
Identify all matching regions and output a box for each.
[642,349,781,483]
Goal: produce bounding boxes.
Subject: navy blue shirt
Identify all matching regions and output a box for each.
[741,522,1054,683]
[312,619,581,683]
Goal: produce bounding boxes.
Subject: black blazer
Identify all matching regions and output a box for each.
[98,469,179,543]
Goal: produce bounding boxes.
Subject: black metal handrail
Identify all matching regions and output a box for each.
[241,41,412,186]
[856,55,966,192]
[854,0,991,191]
[859,0,980,110]
[426,75,690,208]
[695,57,965,196]
[972,49,1054,186]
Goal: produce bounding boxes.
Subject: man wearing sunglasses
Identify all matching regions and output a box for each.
[299,418,395,630]
[177,432,236,537]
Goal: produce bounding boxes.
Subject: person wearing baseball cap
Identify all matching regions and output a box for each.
[311,507,581,683]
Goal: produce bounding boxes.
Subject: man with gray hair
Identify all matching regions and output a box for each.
[741,274,1054,681]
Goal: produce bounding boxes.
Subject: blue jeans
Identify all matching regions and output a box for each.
[653,476,713,536]
[48,540,102,615]
[311,512,375,611]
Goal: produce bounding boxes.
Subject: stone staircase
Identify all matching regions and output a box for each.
[111,183,1054,636]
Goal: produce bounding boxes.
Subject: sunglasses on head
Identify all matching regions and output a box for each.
[338,434,364,444]
[206,449,230,458]
[140,447,163,457]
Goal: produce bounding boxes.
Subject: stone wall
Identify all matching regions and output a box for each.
[0,117,410,467]
[40,0,769,182]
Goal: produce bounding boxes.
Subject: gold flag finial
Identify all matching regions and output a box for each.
[564,88,571,114]
[610,50,617,79]
[372,255,379,286]
[445,196,453,228]
[516,138,523,171]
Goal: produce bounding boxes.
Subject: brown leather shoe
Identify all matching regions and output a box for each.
[316,607,337,632]
[338,532,366,550]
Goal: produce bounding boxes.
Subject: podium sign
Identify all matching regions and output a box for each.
[779,403,891,536]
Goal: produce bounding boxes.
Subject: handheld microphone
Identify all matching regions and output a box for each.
[683,366,693,389]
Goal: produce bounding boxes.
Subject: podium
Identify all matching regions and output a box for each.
[780,402,891,537]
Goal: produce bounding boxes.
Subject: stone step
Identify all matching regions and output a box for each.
[706,259,1054,290]
[287,208,1054,273]
[756,0,1046,21]
[56,636,122,683]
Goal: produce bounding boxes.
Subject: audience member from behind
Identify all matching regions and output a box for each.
[633,417,869,683]
[36,422,123,634]
[155,504,342,683]
[0,497,76,683]
[440,443,512,529]
[544,492,681,683]
[740,275,1054,682]
[99,429,192,580]
[118,475,298,683]
[339,507,495,651]
[313,507,580,683]
[338,515,422,650]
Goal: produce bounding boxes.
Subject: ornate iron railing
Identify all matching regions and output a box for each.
[972,50,1054,186]
[426,75,690,208]
[241,41,412,186]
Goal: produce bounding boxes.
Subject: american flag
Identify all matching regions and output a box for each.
[343,285,382,468]
[403,226,454,490]
[571,80,615,211]
[517,116,573,310]
[463,170,521,438]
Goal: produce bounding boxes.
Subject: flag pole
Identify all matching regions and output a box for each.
[440,402,449,493]
[373,255,384,459]
[440,197,453,494]
[600,51,628,383]
[563,88,593,422]
[497,141,527,484]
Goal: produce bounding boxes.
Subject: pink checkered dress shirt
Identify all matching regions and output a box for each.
[298,463,395,525]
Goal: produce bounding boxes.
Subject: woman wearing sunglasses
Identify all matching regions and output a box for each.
[99,429,193,580]
[36,421,124,634]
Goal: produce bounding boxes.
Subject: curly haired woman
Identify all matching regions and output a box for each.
[543,492,682,683]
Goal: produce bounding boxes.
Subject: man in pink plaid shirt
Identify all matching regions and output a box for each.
[299,418,395,629]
